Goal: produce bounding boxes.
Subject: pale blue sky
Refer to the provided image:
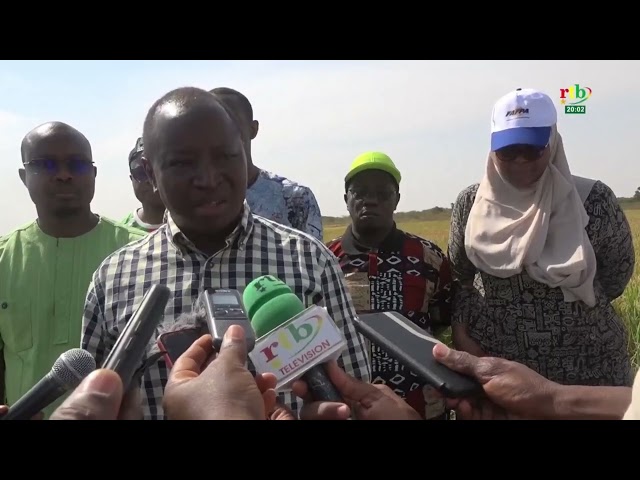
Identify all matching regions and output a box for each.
[0,60,637,232]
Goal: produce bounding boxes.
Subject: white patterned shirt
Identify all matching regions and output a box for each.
[81,202,370,420]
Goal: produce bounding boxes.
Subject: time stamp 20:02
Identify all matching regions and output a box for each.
[565,105,586,114]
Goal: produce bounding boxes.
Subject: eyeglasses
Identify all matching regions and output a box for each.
[495,145,547,162]
[348,188,396,202]
[24,157,94,176]
[130,165,150,183]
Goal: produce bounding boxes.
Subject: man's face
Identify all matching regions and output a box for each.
[144,104,248,236]
[129,155,164,209]
[492,144,551,189]
[345,170,400,233]
[20,133,96,217]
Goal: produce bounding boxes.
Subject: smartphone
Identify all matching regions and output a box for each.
[353,311,482,398]
[157,328,204,368]
[101,284,171,391]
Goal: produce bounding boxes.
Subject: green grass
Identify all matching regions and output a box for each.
[323,208,640,369]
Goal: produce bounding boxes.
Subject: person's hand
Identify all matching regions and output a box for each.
[451,323,486,357]
[268,403,297,420]
[291,361,421,421]
[49,369,142,420]
[0,405,44,420]
[433,343,558,420]
[163,326,278,420]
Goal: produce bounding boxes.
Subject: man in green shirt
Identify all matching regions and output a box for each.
[0,122,145,418]
[121,137,165,232]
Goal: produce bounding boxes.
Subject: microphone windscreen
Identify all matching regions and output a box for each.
[157,308,207,337]
[52,349,97,389]
[148,308,208,357]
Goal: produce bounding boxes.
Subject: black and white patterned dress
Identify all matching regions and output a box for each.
[448,180,635,387]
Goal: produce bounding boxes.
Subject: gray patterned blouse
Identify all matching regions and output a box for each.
[448,180,635,387]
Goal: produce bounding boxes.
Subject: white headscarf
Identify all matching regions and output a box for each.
[464,125,597,307]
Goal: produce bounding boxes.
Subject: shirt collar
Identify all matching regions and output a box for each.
[165,201,255,255]
[340,222,402,255]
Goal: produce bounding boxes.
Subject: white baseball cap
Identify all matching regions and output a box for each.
[490,88,557,151]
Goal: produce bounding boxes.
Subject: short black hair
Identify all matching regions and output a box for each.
[142,86,241,161]
[209,87,253,121]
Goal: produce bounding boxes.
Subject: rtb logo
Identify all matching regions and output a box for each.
[559,84,592,115]
[259,315,323,370]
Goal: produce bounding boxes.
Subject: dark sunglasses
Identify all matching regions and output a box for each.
[24,157,94,176]
[130,164,150,183]
[348,188,396,202]
[495,145,547,162]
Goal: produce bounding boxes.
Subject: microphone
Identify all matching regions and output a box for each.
[2,348,96,420]
[150,311,208,365]
[244,275,347,402]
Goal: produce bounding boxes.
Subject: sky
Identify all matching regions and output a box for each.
[0,60,637,232]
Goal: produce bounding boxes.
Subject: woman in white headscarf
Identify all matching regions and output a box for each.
[448,88,635,387]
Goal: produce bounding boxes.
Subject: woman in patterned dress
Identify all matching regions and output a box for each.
[448,88,635,387]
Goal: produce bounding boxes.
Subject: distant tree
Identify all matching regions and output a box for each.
[635,187,640,200]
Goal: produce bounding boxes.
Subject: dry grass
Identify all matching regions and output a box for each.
[324,209,640,368]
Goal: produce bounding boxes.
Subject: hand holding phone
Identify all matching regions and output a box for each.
[354,311,482,398]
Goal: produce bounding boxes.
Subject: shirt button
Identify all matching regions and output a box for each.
[1,302,7,309]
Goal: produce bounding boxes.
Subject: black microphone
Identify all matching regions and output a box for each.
[101,284,171,391]
[2,348,96,420]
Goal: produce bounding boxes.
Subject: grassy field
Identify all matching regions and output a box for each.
[324,208,640,369]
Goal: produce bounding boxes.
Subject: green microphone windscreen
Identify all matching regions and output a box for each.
[243,275,305,338]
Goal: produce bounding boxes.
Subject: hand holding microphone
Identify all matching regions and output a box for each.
[244,275,346,403]
[0,405,43,420]
[291,360,421,421]
[163,326,279,420]
[45,284,170,421]
[1,348,96,420]
[49,369,141,420]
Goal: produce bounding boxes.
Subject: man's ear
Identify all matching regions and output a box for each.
[142,156,157,190]
[19,168,26,187]
[251,120,259,140]
[394,192,401,210]
[343,193,348,205]
[93,166,98,178]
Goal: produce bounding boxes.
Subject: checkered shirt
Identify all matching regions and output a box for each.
[81,202,371,420]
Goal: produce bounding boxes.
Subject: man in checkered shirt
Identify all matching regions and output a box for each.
[80,87,371,420]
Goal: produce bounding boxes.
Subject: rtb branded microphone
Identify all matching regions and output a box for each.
[2,348,96,420]
[244,275,346,402]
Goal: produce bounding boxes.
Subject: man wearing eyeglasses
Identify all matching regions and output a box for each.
[0,122,145,418]
[121,137,166,232]
[326,151,453,420]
